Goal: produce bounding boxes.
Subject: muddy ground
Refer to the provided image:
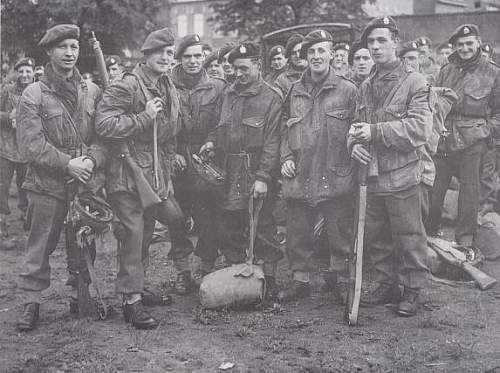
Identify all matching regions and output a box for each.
[1,192,500,373]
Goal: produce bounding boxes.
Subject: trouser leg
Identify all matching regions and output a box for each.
[218,209,247,264]
[18,192,67,292]
[141,210,156,271]
[456,141,486,246]
[387,185,430,290]
[0,157,15,215]
[286,200,316,274]
[426,155,455,235]
[193,193,220,263]
[15,162,28,213]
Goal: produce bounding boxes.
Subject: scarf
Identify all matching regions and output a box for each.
[43,63,81,116]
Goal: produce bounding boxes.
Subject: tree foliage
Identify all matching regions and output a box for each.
[210,0,374,40]
[1,0,166,66]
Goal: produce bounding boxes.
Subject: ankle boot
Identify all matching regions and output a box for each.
[17,302,40,331]
[123,300,159,329]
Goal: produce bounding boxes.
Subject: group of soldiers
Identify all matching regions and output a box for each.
[1,14,499,332]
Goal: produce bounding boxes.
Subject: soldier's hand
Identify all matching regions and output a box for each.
[351,144,372,165]
[281,160,296,178]
[67,156,93,183]
[199,142,215,158]
[349,122,372,143]
[253,180,267,199]
[174,154,187,172]
[145,97,163,119]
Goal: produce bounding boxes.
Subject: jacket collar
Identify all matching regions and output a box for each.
[170,64,212,90]
[365,60,403,86]
[294,67,339,96]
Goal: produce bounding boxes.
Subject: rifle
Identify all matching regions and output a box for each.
[345,163,368,326]
[428,236,497,290]
[89,32,109,89]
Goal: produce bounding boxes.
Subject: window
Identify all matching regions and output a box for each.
[177,14,188,37]
[193,13,204,36]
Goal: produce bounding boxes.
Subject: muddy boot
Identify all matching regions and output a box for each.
[360,282,401,307]
[395,288,420,317]
[277,281,311,303]
[174,270,192,295]
[17,302,40,332]
[123,300,159,329]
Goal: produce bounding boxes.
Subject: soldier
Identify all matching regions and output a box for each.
[349,16,433,317]
[332,43,350,77]
[105,55,124,84]
[398,41,420,73]
[415,36,439,85]
[278,30,357,303]
[170,34,225,280]
[435,42,453,67]
[274,33,308,96]
[0,57,34,245]
[348,40,374,86]
[202,43,213,58]
[264,45,287,85]
[427,24,500,244]
[199,42,283,298]
[481,43,494,62]
[15,24,105,331]
[218,43,237,84]
[95,28,194,329]
[203,50,225,79]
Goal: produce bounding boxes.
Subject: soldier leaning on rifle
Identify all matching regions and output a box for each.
[15,24,106,331]
[274,33,308,97]
[348,16,433,317]
[95,28,194,330]
[427,24,500,243]
[0,57,34,244]
[348,40,374,87]
[278,30,357,303]
[170,34,225,281]
[200,42,283,299]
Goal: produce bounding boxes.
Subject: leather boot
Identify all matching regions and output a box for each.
[396,288,420,317]
[360,282,401,307]
[17,302,40,332]
[123,300,159,329]
[277,281,311,303]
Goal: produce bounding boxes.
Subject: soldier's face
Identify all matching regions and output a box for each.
[270,53,287,70]
[16,66,34,85]
[307,41,333,75]
[437,47,453,62]
[221,53,235,75]
[333,49,348,70]
[454,36,480,61]
[290,43,308,69]
[108,64,123,79]
[233,58,260,87]
[47,38,79,73]
[400,50,420,73]
[353,48,373,76]
[367,28,398,65]
[145,45,175,74]
[181,44,204,75]
[207,60,224,78]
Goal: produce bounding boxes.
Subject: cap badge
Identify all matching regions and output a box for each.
[383,17,389,25]
[110,58,116,64]
[345,45,350,50]
[240,45,246,54]
[194,35,200,42]
[412,42,417,48]
[463,26,470,34]
[277,47,281,53]
[320,30,326,38]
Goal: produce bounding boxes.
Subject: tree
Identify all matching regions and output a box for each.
[210,0,374,40]
[1,0,166,69]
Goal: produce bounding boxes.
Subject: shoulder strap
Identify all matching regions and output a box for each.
[381,71,412,109]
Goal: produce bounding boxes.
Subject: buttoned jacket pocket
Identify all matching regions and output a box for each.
[242,116,265,149]
[463,86,490,118]
[325,109,353,176]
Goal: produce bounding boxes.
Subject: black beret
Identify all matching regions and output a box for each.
[449,24,479,45]
[14,57,35,71]
[203,50,219,68]
[397,41,419,57]
[217,43,237,63]
[228,42,261,64]
[333,43,350,52]
[436,42,453,51]
[141,28,175,53]
[175,34,202,59]
[348,40,363,66]
[268,45,285,61]
[38,24,80,49]
[285,33,304,58]
[360,16,399,48]
[105,55,122,68]
[300,29,333,59]
[415,36,432,48]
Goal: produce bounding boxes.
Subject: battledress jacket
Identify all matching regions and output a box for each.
[16,73,105,201]
[436,52,500,153]
[274,66,303,97]
[0,82,26,162]
[347,61,433,194]
[95,64,180,199]
[206,78,282,210]
[280,68,357,205]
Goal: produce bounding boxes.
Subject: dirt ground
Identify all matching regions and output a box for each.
[2,192,500,373]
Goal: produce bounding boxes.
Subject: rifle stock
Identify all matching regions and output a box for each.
[89,32,109,88]
[462,262,497,290]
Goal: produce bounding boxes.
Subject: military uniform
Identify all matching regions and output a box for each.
[170,35,225,271]
[206,43,283,277]
[427,24,500,245]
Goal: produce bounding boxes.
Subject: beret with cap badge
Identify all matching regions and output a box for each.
[285,33,304,58]
[333,43,350,52]
[348,40,364,66]
[448,24,479,44]
[141,27,175,53]
[359,16,399,48]
[38,24,80,49]
[415,36,432,48]
[268,45,285,62]
[300,29,333,59]
[175,33,202,60]
[217,42,237,64]
[203,50,219,68]
[228,42,261,64]
[397,41,419,57]
[14,57,36,71]
[105,55,122,68]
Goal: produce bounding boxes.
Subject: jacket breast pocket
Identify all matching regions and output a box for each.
[198,101,218,136]
[286,117,302,151]
[242,116,265,149]
[384,105,407,121]
[41,107,65,145]
[325,109,352,175]
[463,87,490,118]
